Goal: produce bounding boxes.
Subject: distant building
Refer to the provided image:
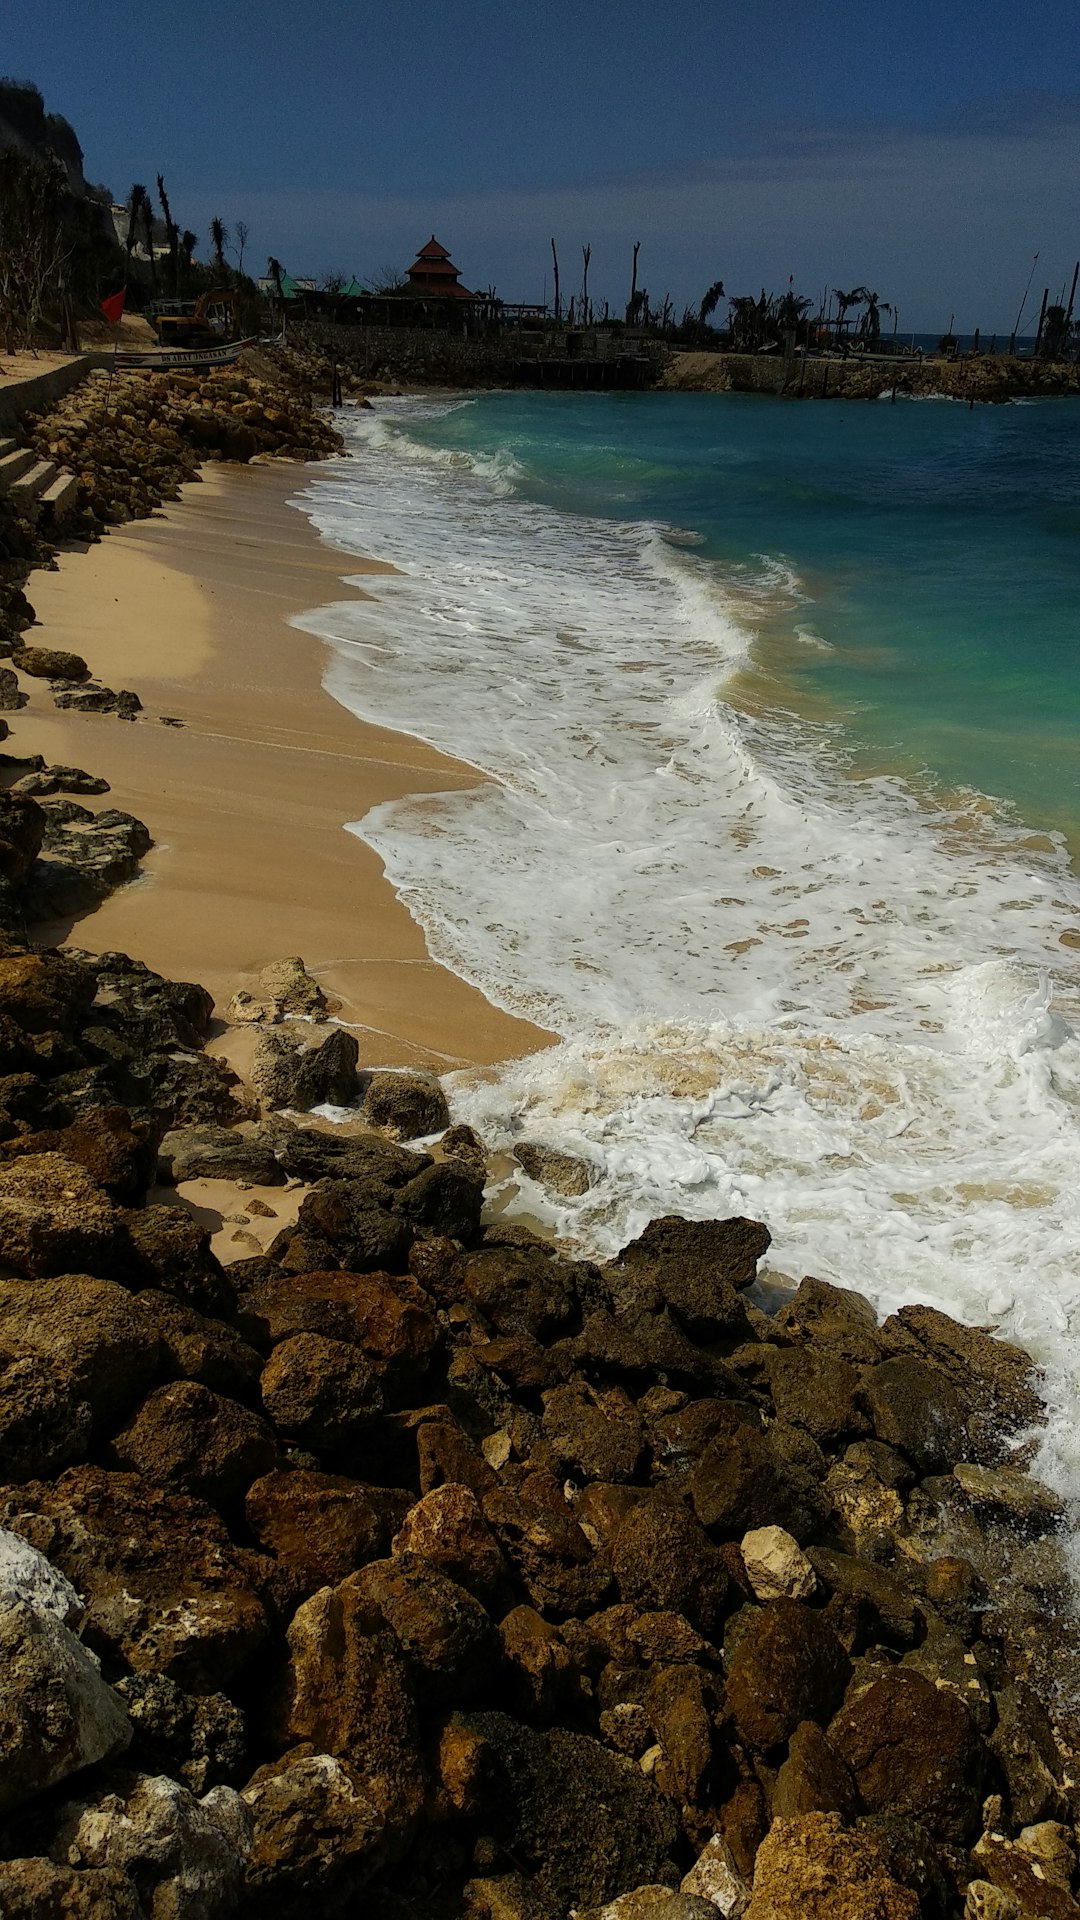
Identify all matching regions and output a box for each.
[405,236,478,303]
[110,204,170,261]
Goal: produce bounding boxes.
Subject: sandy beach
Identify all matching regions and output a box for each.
[13,457,551,1071]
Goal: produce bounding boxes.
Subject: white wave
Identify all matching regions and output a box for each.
[290,399,1080,1497]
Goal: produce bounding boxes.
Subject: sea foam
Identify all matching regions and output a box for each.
[292,398,1080,1496]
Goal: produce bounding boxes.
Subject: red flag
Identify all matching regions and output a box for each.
[99,289,125,325]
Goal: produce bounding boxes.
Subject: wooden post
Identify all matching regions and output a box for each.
[628,242,639,324]
[551,239,561,324]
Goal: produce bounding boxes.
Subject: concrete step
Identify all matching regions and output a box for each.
[0,446,37,489]
[0,437,16,462]
[9,458,57,506]
[38,471,79,522]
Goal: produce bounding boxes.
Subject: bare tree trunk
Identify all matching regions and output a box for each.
[627,241,640,323]
[581,245,591,325]
[551,238,561,323]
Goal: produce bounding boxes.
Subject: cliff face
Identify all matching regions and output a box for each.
[660,348,1080,401]
[0,79,90,196]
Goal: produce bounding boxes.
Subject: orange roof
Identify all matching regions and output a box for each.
[405,234,478,299]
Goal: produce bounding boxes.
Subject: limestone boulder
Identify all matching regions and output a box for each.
[241,1745,385,1902]
[609,1494,730,1638]
[0,1859,140,1918]
[114,1670,247,1794]
[352,1553,502,1705]
[259,1334,383,1449]
[772,1720,856,1819]
[0,1468,268,1692]
[724,1601,850,1751]
[0,1272,159,1432]
[226,957,328,1025]
[246,1468,392,1597]
[112,1380,278,1508]
[828,1666,989,1842]
[273,1575,425,1836]
[237,1266,437,1382]
[739,1525,816,1602]
[48,1771,250,1918]
[859,1355,965,1473]
[252,1027,359,1112]
[18,644,90,680]
[0,1593,131,1813]
[0,1343,93,1480]
[0,1155,124,1278]
[765,1347,864,1446]
[5,1104,159,1201]
[116,1204,234,1316]
[157,1123,287,1186]
[881,1301,1043,1461]
[514,1140,592,1195]
[608,1214,766,1340]
[484,1481,610,1617]
[744,1813,919,1920]
[391,1160,485,1243]
[773,1276,885,1367]
[680,1834,752,1916]
[688,1402,828,1543]
[0,951,93,1033]
[286,1179,413,1272]
[130,1290,263,1399]
[542,1377,644,1482]
[391,1482,507,1603]
[361,1068,449,1139]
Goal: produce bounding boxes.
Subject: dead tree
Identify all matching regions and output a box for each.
[581,244,591,325]
[626,241,640,324]
[551,238,561,323]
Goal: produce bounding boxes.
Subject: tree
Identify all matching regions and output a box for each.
[0,148,73,350]
[853,288,891,345]
[233,218,249,277]
[209,216,229,277]
[156,174,179,296]
[180,230,198,282]
[550,237,561,323]
[124,183,147,279]
[700,279,725,325]
[140,195,157,292]
[626,241,640,325]
[581,244,591,326]
[832,287,861,345]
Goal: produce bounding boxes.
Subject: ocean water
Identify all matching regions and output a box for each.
[292,390,1080,1491]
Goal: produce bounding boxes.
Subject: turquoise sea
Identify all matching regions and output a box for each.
[293,388,1080,1497]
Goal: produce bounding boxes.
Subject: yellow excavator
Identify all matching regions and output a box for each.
[150,290,243,349]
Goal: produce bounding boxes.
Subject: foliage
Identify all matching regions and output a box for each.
[699,279,725,325]
[0,147,77,348]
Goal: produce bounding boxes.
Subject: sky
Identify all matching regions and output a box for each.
[7,0,1080,330]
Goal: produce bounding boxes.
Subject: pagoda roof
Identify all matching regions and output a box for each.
[416,236,451,260]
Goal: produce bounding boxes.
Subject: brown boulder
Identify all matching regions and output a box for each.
[5,1106,158,1202]
[361,1069,449,1139]
[391,1482,507,1602]
[241,1744,385,1902]
[392,1160,485,1243]
[130,1289,263,1398]
[0,798,47,889]
[828,1667,989,1842]
[745,1812,919,1920]
[0,1154,123,1278]
[500,1606,579,1721]
[245,1467,392,1597]
[259,1333,383,1448]
[116,1204,233,1316]
[0,1344,92,1481]
[352,1553,502,1704]
[0,1467,268,1691]
[0,1272,159,1431]
[237,1267,437,1383]
[273,1574,424,1835]
[0,1594,131,1813]
[541,1377,644,1482]
[288,1180,413,1272]
[609,1494,730,1638]
[17,645,89,680]
[881,1302,1042,1461]
[646,1663,717,1802]
[462,1242,582,1339]
[773,1278,886,1367]
[111,1379,278,1507]
[688,1403,827,1542]
[725,1601,850,1750]
[860,1355,965,1473]
[765,1347,864,1446]
[0,1859,140,1918]
[484,1481,610,1617]
[772,1720,856,1819]
[251,1027,359,1111]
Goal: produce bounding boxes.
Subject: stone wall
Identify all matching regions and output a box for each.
[0,354,110,430]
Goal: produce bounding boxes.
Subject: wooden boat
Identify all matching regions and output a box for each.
[112,337,259,374]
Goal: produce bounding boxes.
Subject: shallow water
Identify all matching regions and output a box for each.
[292,390,1080,1496]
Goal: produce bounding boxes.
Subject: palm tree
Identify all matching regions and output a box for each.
[854,289,892,346]
[139,196,157,292]
[209,216,229,279]
[832,287,862,346]
[156,174,179,296]
[233,218,249,277]
[124,183,147,280]
[700,279,725,325]
[180,230,198,282]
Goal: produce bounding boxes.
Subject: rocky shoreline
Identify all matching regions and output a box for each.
[0,354,1076,1920]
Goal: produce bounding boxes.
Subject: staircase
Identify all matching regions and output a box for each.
[0,436,79,526]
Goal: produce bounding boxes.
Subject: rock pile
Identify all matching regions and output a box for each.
[16,352,343,531]
[0,949,1074,1917]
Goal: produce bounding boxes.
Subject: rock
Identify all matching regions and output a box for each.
[17,644,90,680]
[0,1593,130,1812]
[609,1495,730,1638]
[48,1771,250,1917]
[806,1547,922,1652]
[273,1574,424,1835]
[964,1885,1020,1920]
[772,1720,856,1819]
[828,1667,989,1842]
[226,957,328,1024]
[236,1267,437,1385]
[0,664,28,709]
[246,1468,392,1597]
[0,950,94,1033]
[969,1831,1080,1919]
[241,1745,385,1901]
[352,1553,502,1704]
[0,1468,268,1692]
[111,1380,278,1508]
[765,1346,863,1445]
[0,1344,93,1481]
[773,1276,884,1367]
[157,1123,287,1186]
[514,1141,592,1196]
[542,1377,644,1482]
[725,1600,850,1750]
[609,1214,767,1338]
[739,1526,816,1602]
[859,1355,965,1473]
[0,1153,124,1278]
[881,1303,1043,1460]
[9,763,111,797]
[744,1813,919,1920]
[252,1027,360,1111]
[579,1893,718,1920]
[457,1711,679,1911]
[0,1525,83,1623]
[131,1290,262,1399]
[261,1119,429,1188]
[114,1671,247,1794]
[0,1859,141,1918]
[260,1333,383,1449]
[393,1160,486,1243]
[0,792,45,886]
[646,1662,716,1801]
[952,1460,1064,1534]
[988,1679,1067,1828]
[5,1105,158,1202]
[484,1481,610,1617]
[463,1243,583,1338]
[680,1833,751,1916]
[0,1272,160,1431]
[286,1179,413,1272]
[116,1205,234,1316]
[361,1069,450,1139]
[391,1483,507,1603]
[688,1403,827,1543]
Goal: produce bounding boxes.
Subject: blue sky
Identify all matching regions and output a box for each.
[7,1,1080,328]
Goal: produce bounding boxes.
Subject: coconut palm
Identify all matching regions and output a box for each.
[852,288,892,345]
[209,217,229,277]
[832,287,862,345]
[156,175,179,296]
[124,183,147,279]
[700,279,725,325]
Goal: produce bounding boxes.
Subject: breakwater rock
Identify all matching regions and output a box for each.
[662,350,1080,403]
[0,958,1075,1916]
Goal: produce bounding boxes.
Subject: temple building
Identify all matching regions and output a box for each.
[405,236,478,303]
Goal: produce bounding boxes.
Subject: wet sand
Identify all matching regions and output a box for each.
[14,459,552,1071]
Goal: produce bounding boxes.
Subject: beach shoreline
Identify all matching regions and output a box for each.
[14,456,552,1072]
